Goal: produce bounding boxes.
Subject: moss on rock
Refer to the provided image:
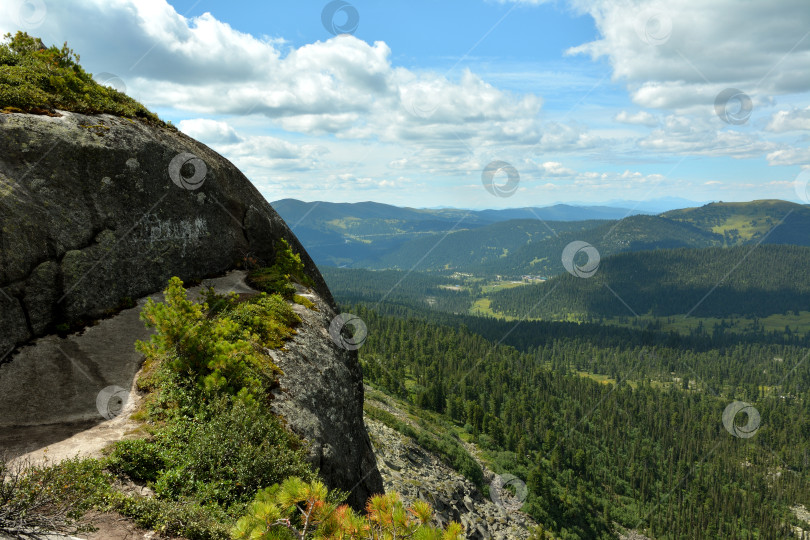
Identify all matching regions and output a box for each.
[0,32,161,124]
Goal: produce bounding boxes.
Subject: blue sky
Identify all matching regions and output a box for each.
[2,0,809,209]
[166,1,600,67]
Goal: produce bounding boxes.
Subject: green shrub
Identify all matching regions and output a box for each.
[106,364,314,536]
[136,277,298,396]
[0,32,161,122]
[247,239,313,299]
[107,438,164,483]
[0,456,111,536]
[232,477,464,540]
[109,492,231,540]
[248,267,297,298]
[294,294,317,310]
[225,294,300,348]
[148,394,314,507]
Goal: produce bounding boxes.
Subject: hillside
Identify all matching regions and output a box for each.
[366,219,607,273]
[364,385,538,539]
[662,199,810,246]
[273,199,645,226]
[279,199,810,276]
[489,244,810,320]
[351,304,810,539]
[272,199,647,267]
[365,214,721,276]
[272,199,492,267]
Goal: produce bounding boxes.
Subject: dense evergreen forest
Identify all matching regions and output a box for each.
[319,266,475,313]
[317,202,810,538]
[350,304,810,539]
[489,245,810,319]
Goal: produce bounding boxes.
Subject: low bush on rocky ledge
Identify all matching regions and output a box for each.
[0,32,162,122]
[101,276,314,537]
[2,274,464,539]
[0,456,110,537]
[247,238,314,300]
[232,477,463,540]
[107,387,314,509]
[136,277,298,397]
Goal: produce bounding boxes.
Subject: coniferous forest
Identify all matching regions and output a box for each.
[348,303,810,539]
[321,242,810,539]
[4,3,810,537]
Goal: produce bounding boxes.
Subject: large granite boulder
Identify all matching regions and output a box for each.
[0,110,383,509]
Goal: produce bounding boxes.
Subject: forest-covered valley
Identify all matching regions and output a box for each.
[310,199,810,539]
[3,4,810,538]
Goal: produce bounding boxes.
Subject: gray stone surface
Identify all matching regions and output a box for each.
[0,110,332,355]
[364,390,536,539]
[270,285,384,511]
[0,111,381,510]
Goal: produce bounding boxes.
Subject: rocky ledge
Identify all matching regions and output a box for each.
[0,110,382,511]
[364,390,537,539]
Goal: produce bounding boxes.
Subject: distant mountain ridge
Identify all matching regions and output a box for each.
[272,199,810,274]
[272,199,648,268]
[272,199,646,225]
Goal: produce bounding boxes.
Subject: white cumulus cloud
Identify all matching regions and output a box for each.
[766,107,810,132]
[615,110,659,127]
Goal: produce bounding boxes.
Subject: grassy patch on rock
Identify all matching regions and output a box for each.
[247,238,314,300]
[0,32,162,123]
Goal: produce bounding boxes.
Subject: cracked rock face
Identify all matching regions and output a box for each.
[0,110,331,355]
[0,111,382,510]
[272,285,384,511]
[364,391,537,539]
